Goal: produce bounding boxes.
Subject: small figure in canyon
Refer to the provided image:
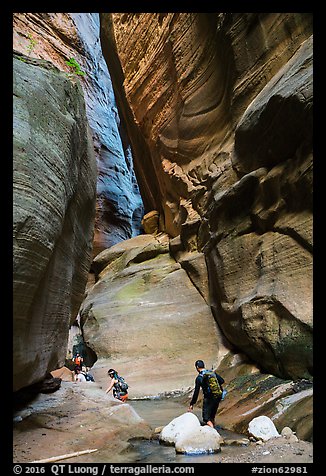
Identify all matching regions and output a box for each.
[188,359,224,429]
[106,368,129,402]
[74,366,87,383]
[72,352,84,368]
[81,365,95,382]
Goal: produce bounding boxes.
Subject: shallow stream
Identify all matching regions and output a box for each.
[126,398,248,463]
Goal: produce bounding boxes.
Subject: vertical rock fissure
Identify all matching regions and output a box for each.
[99,13,162,217]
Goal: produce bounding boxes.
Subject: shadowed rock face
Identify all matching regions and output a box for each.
[13,54,97,391]
[13,13,144,256]
[100,13,313,380]
[201,36,313,379]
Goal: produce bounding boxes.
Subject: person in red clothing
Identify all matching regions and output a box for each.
[72,353,83,368]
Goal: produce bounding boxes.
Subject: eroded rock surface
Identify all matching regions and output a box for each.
[80,235,227,398]
[13,381,152,463]
[13,13,144,256]
[196,354,313,442]
[13,53,97,391]
[100,13,313,380]
[202,36,313,379]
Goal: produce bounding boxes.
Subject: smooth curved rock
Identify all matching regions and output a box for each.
[13,13,144,256]
[175,425,223,454]
[81,236,223,398]
[248,415,280,442]
[159,412,201,446]
[100,13,313,380]
[102,13,312,236]
[13,53,97,391]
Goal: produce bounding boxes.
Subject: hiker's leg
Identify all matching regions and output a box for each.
[210,398,221,428]
[203,398,217,427]
[202,398,210,426]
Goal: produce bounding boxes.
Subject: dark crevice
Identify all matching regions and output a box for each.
[99,13,162,216]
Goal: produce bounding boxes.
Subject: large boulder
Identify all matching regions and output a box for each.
[248,415,281,442]
[159,412,201,446]
[13,381,152,463]
[81,235,226,398]
[175,425,223,454]
[159,412,223,454]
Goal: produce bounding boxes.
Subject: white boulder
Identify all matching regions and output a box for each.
[159,412,201,445]
[175,425,223,454]
[248,415,280,441]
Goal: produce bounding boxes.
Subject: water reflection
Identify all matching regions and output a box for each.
[130,398,202,429]
[129,438,223,463]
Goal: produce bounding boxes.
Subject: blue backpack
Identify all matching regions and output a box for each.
[117,375,129,392]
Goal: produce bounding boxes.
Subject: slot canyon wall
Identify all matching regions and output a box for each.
[13,13,144,257]
[13,13,143,391]
[13,12,313,394]
[99,13,313,380]
[13,53,97,391]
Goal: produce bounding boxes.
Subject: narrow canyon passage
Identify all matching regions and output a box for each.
[13,12,313,466]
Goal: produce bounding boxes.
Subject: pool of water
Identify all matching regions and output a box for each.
[126,398,248,463]
[130,398,202,429]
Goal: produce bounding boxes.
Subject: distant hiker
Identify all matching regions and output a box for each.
[188,359,224,429]
[106,369,129,402]
[74,366,87,383]
[81,365,95,382]
[72,353,83,368]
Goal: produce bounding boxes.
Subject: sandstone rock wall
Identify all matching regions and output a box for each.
[100,13,313,380]
[80,234,229,398]
[201,36,313,379]
[13,53,97,391]
[13,13,143,255]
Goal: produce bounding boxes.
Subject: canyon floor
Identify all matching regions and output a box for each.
[13,379,313,465]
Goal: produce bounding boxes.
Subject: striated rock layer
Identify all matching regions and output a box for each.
[100,13,313,380]
[13,13,144,256]
[80,234,228,398]
[13,53,97,391]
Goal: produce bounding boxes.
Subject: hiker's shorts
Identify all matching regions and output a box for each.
[202,397,221,424]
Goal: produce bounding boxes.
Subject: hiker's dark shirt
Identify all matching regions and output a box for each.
[190,370,224,405]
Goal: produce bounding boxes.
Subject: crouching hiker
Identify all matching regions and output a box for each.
[81,366,95,382]
[74,366,95,383]
[74,366,86,383]
[188,359,224,429]
[106,369,129,402]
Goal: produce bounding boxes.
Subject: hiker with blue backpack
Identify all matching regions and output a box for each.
[188,359,225,429]
[106,368,129,402]
[74,365,95,382]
